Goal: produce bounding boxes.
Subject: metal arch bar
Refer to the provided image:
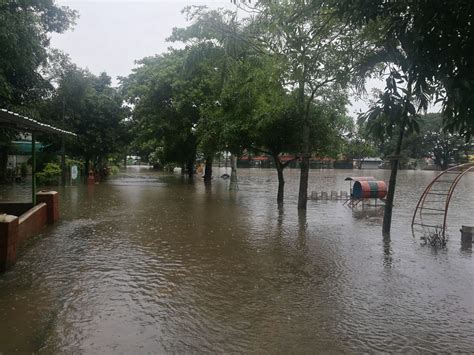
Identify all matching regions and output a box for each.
[411,163,474,236]
[442,164,474,236]
[411,163,473,228]
[411,168,449,226]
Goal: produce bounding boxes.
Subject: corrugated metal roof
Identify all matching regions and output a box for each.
[11,140,45,154]
[0,108,76,136]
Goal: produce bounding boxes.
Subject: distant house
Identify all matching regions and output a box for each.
[7,136,44,172]
[353,157,383,169]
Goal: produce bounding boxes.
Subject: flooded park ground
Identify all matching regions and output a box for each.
[0,167,473,352]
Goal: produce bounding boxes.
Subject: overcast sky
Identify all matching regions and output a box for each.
[52,0,233,82]
[51,0,384,117]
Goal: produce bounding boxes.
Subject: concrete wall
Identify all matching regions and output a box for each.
[17,203,47,245]
[0,191,59,272]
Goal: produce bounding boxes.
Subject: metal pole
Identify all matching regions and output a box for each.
[61,98,66,186]
[32,132,36,205]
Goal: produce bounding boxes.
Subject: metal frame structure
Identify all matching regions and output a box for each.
[0,109,76,204]
[411,162,474,236]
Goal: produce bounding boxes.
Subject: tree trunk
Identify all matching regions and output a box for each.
[204,156,213,183]
[85,158,90,182]
[186,159,194,180]
[229,153,239,191]
[383,126,406,235]
[297,74,310,210]
[0,147,8,183]
[273,154,285,204]
[298,121,310,209]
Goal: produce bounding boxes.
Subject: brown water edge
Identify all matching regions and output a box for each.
[0,167,473,353]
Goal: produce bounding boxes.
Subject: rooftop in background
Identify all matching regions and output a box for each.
[0,109,76,136]
[344,176,376,181]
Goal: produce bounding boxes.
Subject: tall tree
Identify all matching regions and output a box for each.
[243,0,368,209]
[360,60,426,234]
[168,6,253,187]
[121,49,221,179]
[42,68,127,176]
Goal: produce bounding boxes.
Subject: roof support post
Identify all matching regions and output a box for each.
[32,132,36,205]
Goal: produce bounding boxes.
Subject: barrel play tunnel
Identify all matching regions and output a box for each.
[352,180,388,199]
[342,176,387,207]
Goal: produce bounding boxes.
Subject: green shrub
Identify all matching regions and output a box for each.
[109,165,120,175]
[37,163,61,186]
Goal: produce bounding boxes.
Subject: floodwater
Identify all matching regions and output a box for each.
[0,167,473,353]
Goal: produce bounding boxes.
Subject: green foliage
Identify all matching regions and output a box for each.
[359,69,422,145]
[0,0,76,183]
[343,124,377,161]
[121,4,359,183]
[418,113,469,169]
[41,66,129,171]
[37,163,61,186]
[33,151,59,172]
[109,165,120,176]
[0,1,76,108]
[337,0,474,138]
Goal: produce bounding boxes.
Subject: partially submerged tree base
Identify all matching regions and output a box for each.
[298,155,310,209]
[229,153,239,191]
[382,157,400,235]
[273,153,298,204]
[203,157,213,183]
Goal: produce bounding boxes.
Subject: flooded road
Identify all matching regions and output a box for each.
[1,167,473,352]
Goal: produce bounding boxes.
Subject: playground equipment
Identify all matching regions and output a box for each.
[309,176,388,208]
[411,162,474,237]
[343,176,387,208]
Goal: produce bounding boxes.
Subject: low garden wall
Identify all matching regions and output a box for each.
[0,191,59,272]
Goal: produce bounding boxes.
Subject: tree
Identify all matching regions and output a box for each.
[360,61,426,235]
[343,121,377,169]
[420,113,469,170]
[243,0,369,209]
[0,1,76,107]
[0,0,76,182]
[121,48,221,179]
[168,6,254,187]
[216,53,299,202]
[218,50,349,203]
[42,68,128,176]
[337,0,474,138]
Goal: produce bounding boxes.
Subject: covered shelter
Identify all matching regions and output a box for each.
[0,108,76,204]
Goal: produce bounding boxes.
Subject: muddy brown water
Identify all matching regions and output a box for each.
[0,167,473,353]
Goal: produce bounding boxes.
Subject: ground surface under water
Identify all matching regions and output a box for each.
[0,167,473,353]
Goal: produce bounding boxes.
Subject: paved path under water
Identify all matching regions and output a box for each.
[0,167,473,352]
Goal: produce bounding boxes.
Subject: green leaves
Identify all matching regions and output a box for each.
[337,0,474,137]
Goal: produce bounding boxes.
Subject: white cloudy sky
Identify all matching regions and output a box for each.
[51,0,383,117]
[52,0,232,81]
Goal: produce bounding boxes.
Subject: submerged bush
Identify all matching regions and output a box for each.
[37,163,61,186]
[421,228,448,248]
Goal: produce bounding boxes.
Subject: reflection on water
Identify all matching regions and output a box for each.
[0,167,473,352]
